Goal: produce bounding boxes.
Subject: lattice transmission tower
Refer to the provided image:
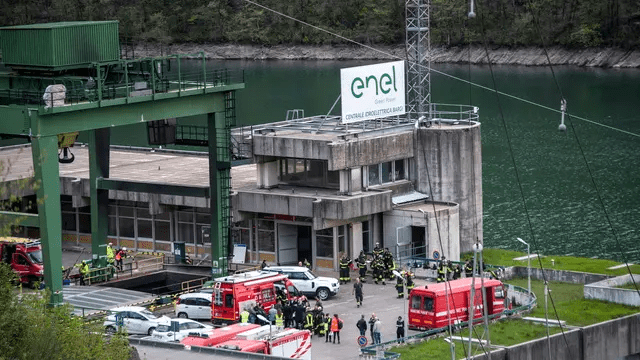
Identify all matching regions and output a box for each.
[405,0,431,123]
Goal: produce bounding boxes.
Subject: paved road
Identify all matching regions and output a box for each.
[131,274,433,360]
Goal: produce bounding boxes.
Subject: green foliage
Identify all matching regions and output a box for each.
[0,1,638,50]
[0,263,131,360]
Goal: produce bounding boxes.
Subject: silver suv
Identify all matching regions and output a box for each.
[262,266,339,301]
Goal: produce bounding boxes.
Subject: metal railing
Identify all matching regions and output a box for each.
[422,103,480,124]
[0,53,244,110]
[360,284,536,359]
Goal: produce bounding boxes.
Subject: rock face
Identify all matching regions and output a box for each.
[130,43,640,68]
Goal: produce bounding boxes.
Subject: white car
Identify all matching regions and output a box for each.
[262,266,340,300]
[104,306,169,335]
[151,318,213,342]
[175,292,212,320]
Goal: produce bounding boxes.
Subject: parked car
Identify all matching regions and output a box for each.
[151,318,213,342]
[262,266,339,300]
[176,292,212,320]
[104,306,169,335]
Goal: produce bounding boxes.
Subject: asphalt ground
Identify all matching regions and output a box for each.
[137,273,433,360]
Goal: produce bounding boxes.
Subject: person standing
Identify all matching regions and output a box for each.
[324,314,332,343]
[261,259,267,269]
[275,310,284,329]
[330,313,343,344]
[372,317,382,345]
[268,305,277,325]
[106,243,115,267]
[353,277,364,307]
[356,251,368,282]
[368,313,377,344]
[356,315,367,336]
[396,316,405,344]
[79,260,89,286]
[395,272,404,298]
[294,301,305,329]
[240,307,250,323]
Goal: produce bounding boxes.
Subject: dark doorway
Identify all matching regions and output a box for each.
[411,226,426,258]
[297,226,312,266]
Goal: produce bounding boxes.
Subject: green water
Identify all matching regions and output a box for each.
[105,60,640,263]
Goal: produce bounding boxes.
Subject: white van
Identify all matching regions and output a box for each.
[262,266,339,300]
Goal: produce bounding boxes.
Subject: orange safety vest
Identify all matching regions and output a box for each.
[331,317,341,332]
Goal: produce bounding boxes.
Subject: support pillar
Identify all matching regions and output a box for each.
[31,135,63,306]
[208,112,230,276]
[89,129,111,267]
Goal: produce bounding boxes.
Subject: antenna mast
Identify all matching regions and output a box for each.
[405,0,431,124]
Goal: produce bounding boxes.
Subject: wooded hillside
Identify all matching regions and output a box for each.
[2,0,639,48]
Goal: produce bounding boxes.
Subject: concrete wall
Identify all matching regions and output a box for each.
[470,314,640,360]
[382,202,460,262]
[414,123,482,254]
[252,133,331,161]
[584,274,640,306]
[328,131,414,170]
[504,266,611,284]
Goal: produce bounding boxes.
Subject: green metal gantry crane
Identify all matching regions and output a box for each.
[0,21,242,306]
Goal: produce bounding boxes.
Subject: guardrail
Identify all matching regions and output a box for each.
[359,283,536,359]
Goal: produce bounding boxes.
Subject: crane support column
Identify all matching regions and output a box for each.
[31,135,63,306]
[89,128,111,267]
[208,112,230,277]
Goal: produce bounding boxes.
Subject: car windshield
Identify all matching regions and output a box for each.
[28,250,43,264]
[305,271,317,280]
[156,324,171,332]
[140,309,158,319]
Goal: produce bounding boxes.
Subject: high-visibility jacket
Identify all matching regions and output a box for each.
[106,246,114,260]
[304,313,314,329]
[240,310,250,323]
[275,313,284,327]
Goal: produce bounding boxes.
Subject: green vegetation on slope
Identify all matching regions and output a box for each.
[1,0,639,48]
[462,248,640,276]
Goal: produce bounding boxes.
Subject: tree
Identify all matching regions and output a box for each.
[0,263,132,360]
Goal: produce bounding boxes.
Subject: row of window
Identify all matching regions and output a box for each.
[61,196,211,244]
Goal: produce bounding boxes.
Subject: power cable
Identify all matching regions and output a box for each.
[242,0,640,139]
[473,1,575,357]
[525,0,640,298]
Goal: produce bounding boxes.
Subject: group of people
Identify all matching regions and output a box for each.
[352,244,398,285]
[106,242,128,272]
[355,313,406,345]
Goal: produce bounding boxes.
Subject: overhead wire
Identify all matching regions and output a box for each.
[473,0,575,357]
[242,0,640,139]
[525,0,640,297]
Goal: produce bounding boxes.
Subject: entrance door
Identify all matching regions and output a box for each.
[297,226,312,266]
[277,224,298,265]
[411,226,426,258]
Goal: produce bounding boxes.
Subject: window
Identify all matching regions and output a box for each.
[183,298,197,306]
[197,298,211,306]
[394,159,405,180]
[287,285,300,297]
[155,220,171,241]
[279,158,338,189]
[338,225,346,255]
[381,162,391,183]
[257,220,275,252]
[495,287,505,299]
[78,205,91,233]
[225,294,233,308]
[288,272,305,280]
[17,255,28,266]
[316,228,333,258]
[368,165,380,186]
[423,297,434,311]
[119,218,135,238]
[410,296,421,310]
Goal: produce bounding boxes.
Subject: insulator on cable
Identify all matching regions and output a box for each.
[558,99,567,132]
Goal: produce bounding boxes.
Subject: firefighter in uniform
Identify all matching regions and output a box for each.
[383,248,395,281]
[304,311,315,335]
[436,262,446,283]
[373,243,383,259]
[373,257,385,285]
[395,271,404,298]
[404,270,415,294]
[464,260,473,278]
[339,255,351,284]
[356,251,368,282]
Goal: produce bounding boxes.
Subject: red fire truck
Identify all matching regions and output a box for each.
[210,271,302,325]
[408,277,509,331]
[0,237,44,287]
[215,327,312,359]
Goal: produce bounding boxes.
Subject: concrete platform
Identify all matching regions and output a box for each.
[607,263,634,270]
[513,254,542,261]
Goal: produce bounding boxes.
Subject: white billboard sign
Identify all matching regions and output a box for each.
[340,60,405,124]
